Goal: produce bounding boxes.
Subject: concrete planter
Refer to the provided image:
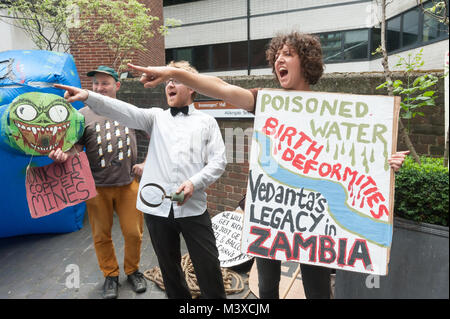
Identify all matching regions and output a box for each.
[335,217,449,299]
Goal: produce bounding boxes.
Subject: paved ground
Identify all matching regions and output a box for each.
[0,213,255,299]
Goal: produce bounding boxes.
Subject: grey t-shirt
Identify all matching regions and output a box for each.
[78,106,137,187]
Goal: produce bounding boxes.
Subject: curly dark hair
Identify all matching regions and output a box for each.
[266,31,324,85]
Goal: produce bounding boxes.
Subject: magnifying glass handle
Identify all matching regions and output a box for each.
[170,191,185,203]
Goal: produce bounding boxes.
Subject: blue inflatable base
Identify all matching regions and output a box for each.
[0,150,86,238]
[0,50,86,238]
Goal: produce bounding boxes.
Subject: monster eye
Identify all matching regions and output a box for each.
[15,104,38,121]
[48,104,69,122]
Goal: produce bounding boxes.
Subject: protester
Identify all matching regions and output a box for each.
[49,66,147,299]
[53,61,227,299]
[126,31,408,299]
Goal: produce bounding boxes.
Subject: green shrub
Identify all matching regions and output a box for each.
[394,156,449,226]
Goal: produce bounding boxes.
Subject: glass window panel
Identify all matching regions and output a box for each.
[212,43,229,70]
[320,32,343,61]
[251,39,270,68]
[371,28,382,59]
[192,45,210,71]
[175,48,193,65]
[402,8,419,47]
[230,41,248,69]
[387,15,401,52]
[344,29,369,60]
[422,1,444,42]
[422,12,440,41]
[165,49,174,64]
[164,0,203,6]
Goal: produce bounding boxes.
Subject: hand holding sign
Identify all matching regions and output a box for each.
[388,151,410,171]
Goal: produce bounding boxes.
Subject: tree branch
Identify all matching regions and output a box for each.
[380,0,421,164]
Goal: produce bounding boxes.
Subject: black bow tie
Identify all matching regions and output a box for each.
[170,106,189,116]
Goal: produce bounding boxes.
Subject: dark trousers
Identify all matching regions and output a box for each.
[144,207,226,299]
[256,257,331,299]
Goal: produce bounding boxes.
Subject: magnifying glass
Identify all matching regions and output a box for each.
[139,183,184,207]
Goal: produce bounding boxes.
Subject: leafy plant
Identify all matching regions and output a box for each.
[394,156,449,226]
[376,49,439,132]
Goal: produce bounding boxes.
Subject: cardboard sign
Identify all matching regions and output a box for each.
[211,210,252,267]
[26,152,96,218]
[242,89,400,275]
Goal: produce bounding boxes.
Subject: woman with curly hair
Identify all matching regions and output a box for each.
[127,31,407,299]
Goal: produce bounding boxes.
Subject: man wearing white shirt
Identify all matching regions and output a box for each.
[54,61,227,299]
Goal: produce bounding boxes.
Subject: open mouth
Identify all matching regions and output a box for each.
[168,92,177,98]
[278,68,288,79]
[14,120,70,154]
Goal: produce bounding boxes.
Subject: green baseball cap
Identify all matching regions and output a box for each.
[86,65,119,81]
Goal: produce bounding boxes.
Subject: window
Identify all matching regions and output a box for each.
[384,1,448,53]
[371,28,382,58]
[423,11,441,41]
[164,0,203,6]
[175,48,193,65]
[165,49,175,64]
[344,29,369,60]
[422,1,445,41]
[230,41,248,69]
[251,39,270,68]
[387,15,401,52]
[320,30,370,62]
[320,32,343,62]
[402,8,420,47]
[212,43,229,70]
[192,46,209,71]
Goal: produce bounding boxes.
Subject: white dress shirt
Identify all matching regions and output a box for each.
[85,91,227,218]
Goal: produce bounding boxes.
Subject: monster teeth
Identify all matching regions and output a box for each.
[31,127,37,135]
[52,126,58,135]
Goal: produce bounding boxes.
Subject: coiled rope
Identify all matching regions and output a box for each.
[143,253,250,298]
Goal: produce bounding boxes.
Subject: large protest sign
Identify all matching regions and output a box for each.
[26,152,96,218]
[242,89,400,275]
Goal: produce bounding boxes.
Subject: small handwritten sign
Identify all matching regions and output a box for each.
[26,152,96,218]
[211,211,252,267]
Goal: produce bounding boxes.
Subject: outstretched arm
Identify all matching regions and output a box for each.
[53,84,155,133]
[128,63,256,112]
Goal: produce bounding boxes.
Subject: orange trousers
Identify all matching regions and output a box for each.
[86,179,143,277]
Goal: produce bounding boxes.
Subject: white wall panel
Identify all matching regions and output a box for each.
[165,19,247,48]
[250,2,371,39]
[250,0,364,16]
[164,0,246,25]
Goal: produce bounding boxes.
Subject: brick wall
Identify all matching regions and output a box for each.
[70,0,164,89]
[117,71,446,217]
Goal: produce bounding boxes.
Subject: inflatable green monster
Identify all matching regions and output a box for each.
[1,92,84,155]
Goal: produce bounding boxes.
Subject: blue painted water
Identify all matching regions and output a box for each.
[254,131,392,247]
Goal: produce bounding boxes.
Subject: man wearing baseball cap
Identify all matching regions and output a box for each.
[49,66,147,299]
[86,65,120,82]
